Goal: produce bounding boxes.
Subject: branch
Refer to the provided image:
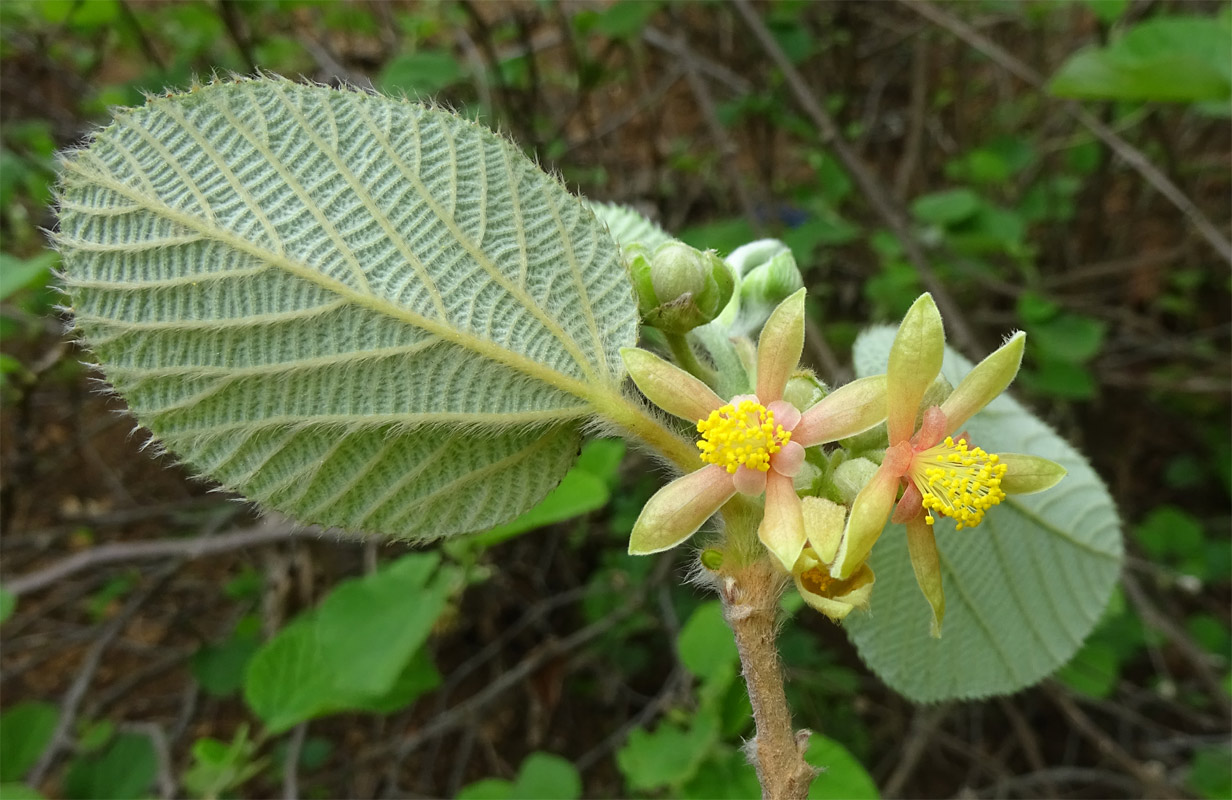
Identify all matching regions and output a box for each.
[3,518,328,597]
[730,0,980,354]
[901,0,1232,266]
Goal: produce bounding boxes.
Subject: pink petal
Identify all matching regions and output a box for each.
[628,465,738,555]
[732,465,768,496]
[767,400,802,431]
[891,482,924,524]
[771,440,806,477]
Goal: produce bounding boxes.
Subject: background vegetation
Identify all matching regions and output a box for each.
[1,1,1228,798]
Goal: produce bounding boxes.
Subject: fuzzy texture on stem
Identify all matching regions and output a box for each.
[719,558,818,799]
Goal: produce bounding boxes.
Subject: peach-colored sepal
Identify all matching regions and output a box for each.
[628,464,738,555]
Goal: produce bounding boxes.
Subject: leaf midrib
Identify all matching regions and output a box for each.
[60,155,609,418]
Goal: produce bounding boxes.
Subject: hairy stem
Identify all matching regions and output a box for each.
[719,557,818,799]
[590,389,701,471]
[664,331,718,386]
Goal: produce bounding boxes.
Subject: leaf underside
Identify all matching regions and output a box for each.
[847,327,1123,702]
[56,77,637,540]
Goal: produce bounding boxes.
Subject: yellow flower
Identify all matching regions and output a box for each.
[622,289,888,570]
[833,294,1067,636]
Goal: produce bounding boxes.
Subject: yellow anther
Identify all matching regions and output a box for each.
[909,436,1007,529]
[696,400,792,474]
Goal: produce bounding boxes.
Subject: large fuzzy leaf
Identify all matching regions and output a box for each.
[845,326,1123,701]
[55,78,637,540]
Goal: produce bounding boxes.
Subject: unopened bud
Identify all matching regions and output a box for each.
[783,371,830,414]
[833,457,879,506]
[628,242,734,333]
[725,240,805,336]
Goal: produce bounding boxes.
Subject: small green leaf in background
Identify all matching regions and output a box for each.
[806,735,880,799]
[910,188,981,227]
[0,251,56,301]
[0,784,45,800]
[455,752,582,800]
[0,587,15,625]
[1187,745,1232,800]
[191,621,261,697]
[679,217,758,257]
[677,600,738,684]
[378,51,466,97]
[63,733,156,800]
[617,712,719,792]
[1049,15,1232,103]
[1080,0,1129,24]
[181,727,265,800]
[1134,505,1211,579]
[680,747,762,799]
[0,702,58,781]
[75,719,115,755]
[244,552,455,732]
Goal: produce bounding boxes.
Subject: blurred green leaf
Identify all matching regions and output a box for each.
[1029,313,1107,363]
[1050,16,1232,103]
[244,553,455,732]
[378,51,466,97]
[0,702,57,782]
[192,629,261,697]
[456,752,581,800]
[680,747,761,799]
[679,218,758,257]
[910,188,981,226]
[677,601,738,683]
[1056,639,1121,697]
[0,587,14,624]
[1081,0,1129,24]
[63,733,156,800]
[0,785,44,800]
[0,252,56,301]
[617,711,719,792]
[806,735,880,799]
[1020,360,1097,399]
[1188,746,1232,800]
[182,727,264,800]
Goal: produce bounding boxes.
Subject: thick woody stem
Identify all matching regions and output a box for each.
[719,559,819,799]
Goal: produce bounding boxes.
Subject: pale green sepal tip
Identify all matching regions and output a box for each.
[756,288,807,402]
[997,453,1067,495]
[941,331,1026,432]
[887,293,945,443]
[905,519,946,638]
[620,346,721,422]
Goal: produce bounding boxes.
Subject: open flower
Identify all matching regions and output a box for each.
[622,289,888,570]
[831,293,1068,636]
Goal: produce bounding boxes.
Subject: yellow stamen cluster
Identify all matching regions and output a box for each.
[912,436,1007,530]
[696,400,791,474]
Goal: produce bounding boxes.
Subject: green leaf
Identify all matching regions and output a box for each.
[587,201,673,251]
[63,733,157,800]
[0,785,45,800]
[1081,0,1128,24]
[617,712,719,792]
[0,252,56,301]
[677,600,738,684]
[1050,16,1232,103]
[0,587,14,625]
[1188,745,1232,800]
[849,327,1123,701]
[0,702,58,782]
[680,747,762,799]
[510,753,582,800]
[181,727,264,799]
[456,752,581,800]
[1055,638,1121,698]
[909,188,981,226]
[1029,313,1107,363]
[806,735,879,800]
[191,629,260,697]
[378,51,466,97]
[244,552,454,732]
[56,77,637,541]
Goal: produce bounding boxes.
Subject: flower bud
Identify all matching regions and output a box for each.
[833,457,880,506]
[627,241,734,334]
[783,370,829,414]
[724,240,805,336]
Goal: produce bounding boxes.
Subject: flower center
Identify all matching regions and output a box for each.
[909,436,1007,530]
[696,400,791,474]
